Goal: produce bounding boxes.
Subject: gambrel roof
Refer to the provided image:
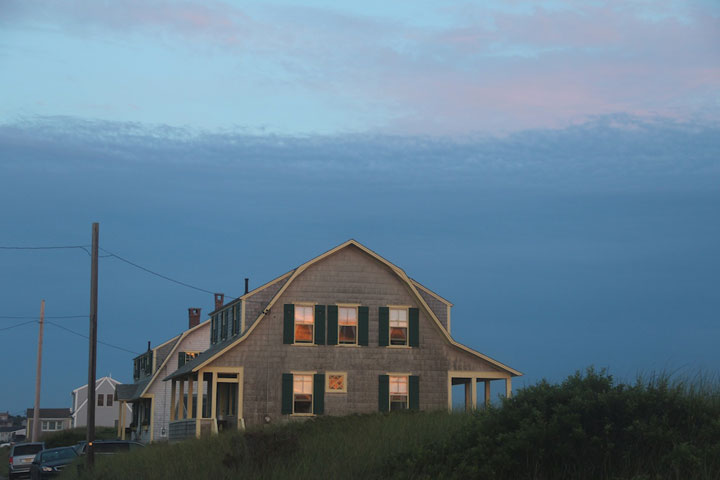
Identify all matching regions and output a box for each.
[167,239,521,379]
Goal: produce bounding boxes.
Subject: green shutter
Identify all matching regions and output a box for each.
[281,373,293,415]
[283,304,294,344]
[313,373,325,415]
[409,308,419,347]
[178,352,186,368]
[378,307,389,347]
[210,316,216,344]
[315,305,326,345]
[378,375,389,412]
[409,375,420,410]
[358,306,369,346]
[327,305,338,345]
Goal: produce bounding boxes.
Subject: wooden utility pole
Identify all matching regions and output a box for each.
[31,299,45,442]
[86,222,99,468]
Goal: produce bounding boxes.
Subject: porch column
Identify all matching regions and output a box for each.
[505,377,512,398]
[120,403,126,440]
[187,375,194,419]
[470,377,477,410]
[117,400,122,438]
[464,379,472,411]
[178,379,186,419]
[195,370,204,438]
[237,374,243,430]
[484,380,491,407]
[170,379,177,421]
[447,374,453,411]
[210,372,218,434]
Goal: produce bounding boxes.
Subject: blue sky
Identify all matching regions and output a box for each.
[0,0,719,414]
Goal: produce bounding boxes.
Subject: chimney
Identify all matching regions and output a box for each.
[147,341,151,351]
[244,278,249,295]
[214,293,224,311]
[188,308,201,329]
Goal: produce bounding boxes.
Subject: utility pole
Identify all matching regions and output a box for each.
[31,299,45,442]
[86,222,99,469]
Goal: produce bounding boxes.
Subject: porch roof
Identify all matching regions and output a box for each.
[116,379,151,402]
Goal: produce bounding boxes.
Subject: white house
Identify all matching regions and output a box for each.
[71,376,132,429]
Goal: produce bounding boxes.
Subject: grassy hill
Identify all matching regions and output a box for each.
[59,369,720,480]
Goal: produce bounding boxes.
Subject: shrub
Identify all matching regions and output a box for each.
[387,368,720,480]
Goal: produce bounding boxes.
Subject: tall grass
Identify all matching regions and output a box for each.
[61,411,469,480]
[59,368,720,480]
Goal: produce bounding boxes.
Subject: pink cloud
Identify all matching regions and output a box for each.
[3,0,719,135]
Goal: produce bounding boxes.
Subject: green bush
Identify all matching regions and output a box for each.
[44,427,118,449]
[387,368,720,480]
[57,369,720,480]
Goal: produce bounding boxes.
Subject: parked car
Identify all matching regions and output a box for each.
[29,447,77,479]
[73,440,144,455]
[8,442,45,480]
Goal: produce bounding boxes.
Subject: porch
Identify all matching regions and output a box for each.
[448,370,513,410]
[168,367,244,441]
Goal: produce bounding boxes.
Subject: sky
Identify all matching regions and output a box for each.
[1,0,719,415]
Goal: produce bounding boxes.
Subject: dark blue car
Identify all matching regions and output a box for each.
[29,446,77,479]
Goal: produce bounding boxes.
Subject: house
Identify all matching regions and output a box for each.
[0,426,25,443]
[115,309,210,443]
[25,408,71,439]
[0,411,12,427]
[164,240,521,440]
[71,376,132,429]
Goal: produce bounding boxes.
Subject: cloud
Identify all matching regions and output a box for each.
[2,0,719,134]
[1,115,718,193]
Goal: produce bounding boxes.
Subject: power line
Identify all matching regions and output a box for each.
[0,315,87,320]
[0,244,112,257]
[45,320,140,355]
[0,319,37,331]
[100,247,216,295]
[0,245,89,250]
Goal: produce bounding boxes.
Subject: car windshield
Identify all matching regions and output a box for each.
[42,448,77,462]
[13,444,43,456]
[94,442,129,453]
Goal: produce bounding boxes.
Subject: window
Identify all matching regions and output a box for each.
[106,394,113,407]
[389,376,408,410]
[389,308,408,346]
[41,420,62,431]
[232,304,240,335]
[294,305,314,343]
[221,310,228,341]
[211,315,217,344]
[326,373,347,393]
[293,374,313,414]
[338,307,357,344]
[98,394,104,407]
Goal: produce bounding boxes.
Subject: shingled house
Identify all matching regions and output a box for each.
[116,310,210,443]
[165,240,521,439]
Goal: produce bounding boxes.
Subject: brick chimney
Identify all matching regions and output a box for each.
[188,308,201,329]
[214,293,224,311]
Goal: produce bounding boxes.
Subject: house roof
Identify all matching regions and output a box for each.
[72,376,121,394]
[120,318,210,400]
[166,239,522,380]
[25,408,71,419]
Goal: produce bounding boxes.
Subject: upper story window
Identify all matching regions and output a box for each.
[294,305,314,343]
[389,375,408,410]
[97,394,104,407]
[338,307,357,344]
[389,308,408,346]
[106,394,113,407]
[232,303,241,336]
